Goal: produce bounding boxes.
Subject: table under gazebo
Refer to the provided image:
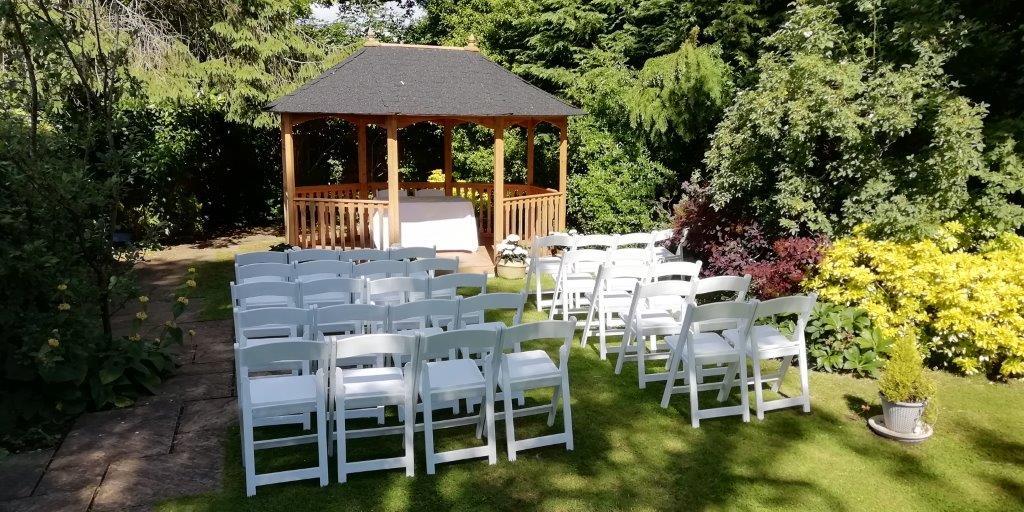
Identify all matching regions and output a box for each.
[268,35,583,254]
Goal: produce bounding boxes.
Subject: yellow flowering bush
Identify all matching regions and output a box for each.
[807,224,1024,378]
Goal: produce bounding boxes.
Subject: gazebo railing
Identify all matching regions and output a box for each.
[293,183,563,247]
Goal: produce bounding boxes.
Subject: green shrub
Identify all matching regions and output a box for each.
[879,336,936,410]
[805,302,891,378]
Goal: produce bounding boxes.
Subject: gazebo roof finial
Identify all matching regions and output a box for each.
[365,28,380,47]
[466,34,479,52]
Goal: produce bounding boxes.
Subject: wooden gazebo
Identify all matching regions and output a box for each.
[268,35,583,253]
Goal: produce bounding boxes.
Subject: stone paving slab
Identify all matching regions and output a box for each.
[176,360,233,376]
[0,489,93,512]
[91,447,222,511]
[139,372,234,405]
[179,398,237,434]
[0,449,52,501]
[194,342,235,364]
[48,404,179,471]
[32,463,106,497]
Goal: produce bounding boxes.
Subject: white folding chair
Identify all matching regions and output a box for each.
[408,257,459,278]
[548,249,609,321]
[236,340,329,496]
[687,274,752,383]
[661,301,757,427]
[230,281,300,311]
[613,280,692,388]
[294,260,355,282]
[388,298,460,335]
[652,228,686,262]
[573,234,617,251]
[495,320,576,461]
[581,263,650,359]
[353,259,408,281]
[367,276,428,306]
[525,233,574,312]
[647,260,702,312]
[417,329,501,474]
[428,272,487,327]
[234,263,293,284]
[234,306,311,347]
[287,248,342,263]
[300,277,365,308]
[315,304,390,426]
[389,246,437,261]
[340,248,388,263]
[330,333,419,482]
[456,292,526,334]
[235,251,287,266]
[723,294,817,419]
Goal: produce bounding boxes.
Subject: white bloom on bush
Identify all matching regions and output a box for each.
[513,247,528,255]
[506,234,520,243]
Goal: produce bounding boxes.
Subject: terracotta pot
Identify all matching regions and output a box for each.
[496,260,527,279]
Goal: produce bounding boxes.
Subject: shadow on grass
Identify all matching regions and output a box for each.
[843,393,879,420]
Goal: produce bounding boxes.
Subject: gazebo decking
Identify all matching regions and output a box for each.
[269,36,583,255]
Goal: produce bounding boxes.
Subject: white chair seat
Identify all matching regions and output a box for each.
[422,359,485,392]
[503,350,558,382]
[243,296,290,308]
[666,332,739,358]
[653,247,674,261]
[534,256,562,273]
[723,325,797,352]
[618,310,681,332]
[249,374,317,407]
[335,367,405,399]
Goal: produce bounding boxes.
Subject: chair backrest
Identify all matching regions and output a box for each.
[610,247,652,266]
[650,260,702,281]
[389,246,437,261]
[417,188,445,197]
[230,281,300,309]
[625,279,692,319]
[353,259,407,280]
[593,263,649,294]
[751,293,818,341]
[237,339,327,376]
[388,299,460,332]
[678,301,758,354]
[339,248,388,263]
[429,272,487,299]
[617,232,653,248]
[287,248,342,264]
[299,277,365,307]
[532,233,575,252]
[574,234,617,250]
[313,303,388,337]
[408,257,458,277]
[457,292,526,328]
[652,229,674,243]
[234,306,313,345]
[561,248,609,275]
[235,251,287,266]
[234,262,294,284]
[418,328,501,362]
[333,333,418,364]
[691,275,751,302]
[367,276,428,305]
[293,260,355,282]
[497,319,575,356]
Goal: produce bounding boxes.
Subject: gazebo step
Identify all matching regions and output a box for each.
[440,246,495,276]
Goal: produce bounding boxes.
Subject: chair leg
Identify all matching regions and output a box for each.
[242,414,257,497]
[316,401,328,487]
[581,299,596,348]
[598,302,607,360]
[660,346,682,409]
[637,333,648,389]
[546,385,560,427]
[738,352,751,423]
[751,354,766,420]
[336,402,347,483]
[562,289,570,321]
[772,355,794,392]
[561,372,574,451]
[423,393,437,475]
[535,273,543,311]
[614,323,633,374]
[485,388,497,465]
[797,349,811,413]
[687,357,700,428]
[503,384,518,462]
[717,362,738,402]
[403,400,415,477]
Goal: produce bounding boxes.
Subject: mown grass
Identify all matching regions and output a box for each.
[168,256,1024,512]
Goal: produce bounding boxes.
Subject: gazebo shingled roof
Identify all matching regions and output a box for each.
[270,37,580,253]
[268,44,584,117]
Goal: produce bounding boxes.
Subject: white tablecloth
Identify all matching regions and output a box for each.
[372,196,479,252]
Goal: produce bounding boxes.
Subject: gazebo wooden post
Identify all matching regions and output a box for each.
[558,119,568,231]
[357,120,368,198]
[526,121,535,186]
[281,113,297,245]
[443,120,453,196]
[386,116,401,245]
[493,118,506,244]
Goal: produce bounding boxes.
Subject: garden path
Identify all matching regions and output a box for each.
[0,232,279,511]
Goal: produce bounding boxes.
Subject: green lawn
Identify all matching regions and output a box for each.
[169,260,1024,511]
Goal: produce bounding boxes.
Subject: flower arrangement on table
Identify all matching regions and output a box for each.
[496,234,529,278]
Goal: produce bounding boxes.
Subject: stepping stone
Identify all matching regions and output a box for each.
[176,360,233,376]
[0,449,52,500]
[139,372,233,405]
[0,489,93,512]
[184,320,234,346]
[178,398,237,434]
[194,342,235,364]
[32,464,105,497]
[91,447,222,510]
[48,404,178,471]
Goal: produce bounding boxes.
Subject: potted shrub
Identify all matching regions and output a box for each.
[495,234,528,279]
[874,335,936,440]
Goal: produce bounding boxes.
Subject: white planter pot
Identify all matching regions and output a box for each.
[496,260,527,279]
[879,393,927,434]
